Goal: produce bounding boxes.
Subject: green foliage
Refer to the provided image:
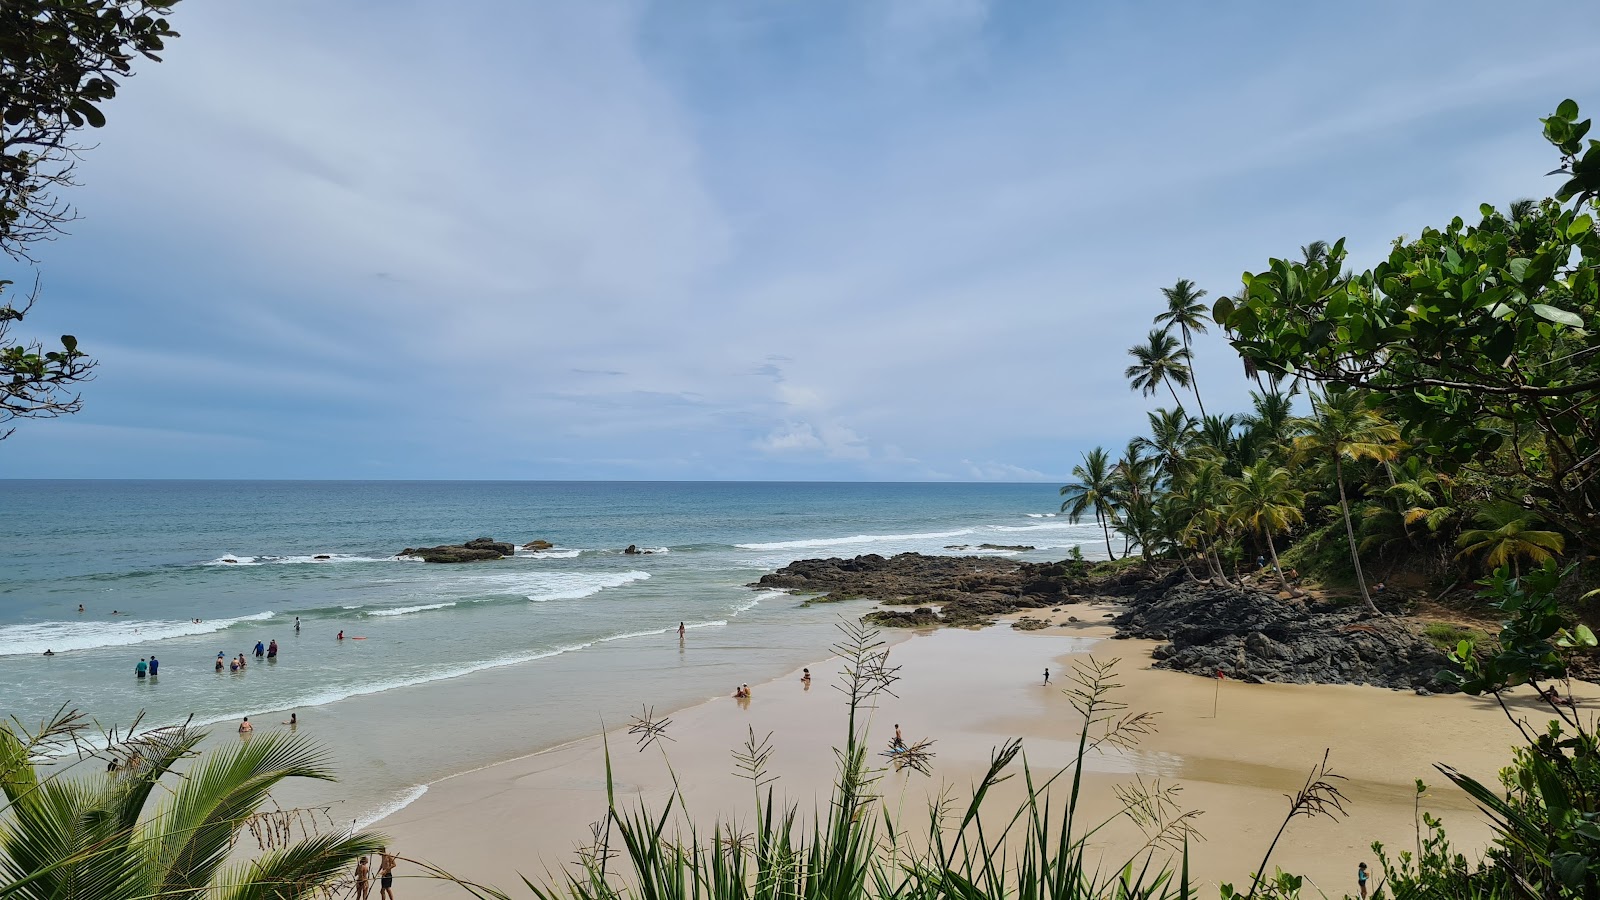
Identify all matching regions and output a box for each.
[0,0,179,252]
[0,2,180,436]
[1455,501,1566,577]
[0,709,383,900]
[1420,623,1482,653]
[1217,100,1600,550]
[1446,560,1581,695]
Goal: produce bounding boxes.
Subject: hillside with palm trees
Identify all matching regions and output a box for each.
[1063,102,1600,636]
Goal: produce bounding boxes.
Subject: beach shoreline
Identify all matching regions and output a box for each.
[369,600,1574,898]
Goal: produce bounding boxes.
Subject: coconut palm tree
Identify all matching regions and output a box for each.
[1059,447,1120,560]
[1112,494,1164,569]
[1292,389,1401,615]
[1226,459,1305,594]
[1456,501,1566,577]
[1299,240,1330,267]
[1238,389,1298,464]
[1194,413,1242,474]
[0,712,384,900]
[1124,329,1193,412]
[1171,459,1233,584]
[1152,279,1211,419]
[1133,407,1196,482]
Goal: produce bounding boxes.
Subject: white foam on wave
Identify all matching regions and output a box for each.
[735,529,974,551]
[204,554,406,567]
[463,570,651,602]
[366,602,456,617]
[988,522,1095,533]
[1026,513,1058,518]
[734,590,787,615]
[518,549,582,559]
[135,617,735,738]
[0,611,275,657]
[354,784,429,830]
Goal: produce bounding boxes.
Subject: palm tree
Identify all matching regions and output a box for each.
[1226,459,1305,594]
[1124,329,1193,411]
[1239,389,1298,464]
[1059,447,1120,560]
[1152,279,1211,419]
[1456,501,1566,577]
[1112,494,1164,569]
[1194,413,1242,473]
[1300,240,1330,266]
[1292,389,1401,615]
[0,712,384,900]
[1133,407,1196,482]
[1172,460,1233,585]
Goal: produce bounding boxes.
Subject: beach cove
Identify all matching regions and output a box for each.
[373,607,1566,897]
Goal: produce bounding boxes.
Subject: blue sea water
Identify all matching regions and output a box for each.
[0,480,1099,823]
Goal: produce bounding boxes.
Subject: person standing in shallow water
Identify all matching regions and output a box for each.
[135,658,147,679]
[678,621,685,639]
[148,655,159,677]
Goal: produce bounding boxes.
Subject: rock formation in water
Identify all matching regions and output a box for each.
[397,537,514,563]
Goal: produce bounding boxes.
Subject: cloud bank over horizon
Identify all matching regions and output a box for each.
[5,1,1599,480]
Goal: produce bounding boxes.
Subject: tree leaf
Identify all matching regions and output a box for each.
[1568,213,1593,238]
[1531,304,1585,328]
[1557,99,1580,121]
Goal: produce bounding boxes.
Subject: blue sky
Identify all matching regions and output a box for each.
[5,0,1600,480]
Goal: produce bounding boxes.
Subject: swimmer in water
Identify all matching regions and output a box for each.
[337,631,345,641]
[43,649,54,656]
[77,604,84,613]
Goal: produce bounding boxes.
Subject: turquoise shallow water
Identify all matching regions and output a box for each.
[0,480,1100,823]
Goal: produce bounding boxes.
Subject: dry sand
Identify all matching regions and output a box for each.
[374,605,1585,898]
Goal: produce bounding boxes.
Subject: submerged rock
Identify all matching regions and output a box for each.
[522,540,554,551]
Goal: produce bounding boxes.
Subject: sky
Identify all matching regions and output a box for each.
[5,0,1600,481]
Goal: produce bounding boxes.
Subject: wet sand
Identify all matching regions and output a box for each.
[374,608,1579,898]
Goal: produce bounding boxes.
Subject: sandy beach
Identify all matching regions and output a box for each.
[372,603,1580,899]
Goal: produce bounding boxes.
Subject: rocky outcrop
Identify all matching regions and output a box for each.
[522,540,553,551]
[751,552,1108,627]
[1116,580,1455,691]
[863,607,940,628]
[397,537,514,563]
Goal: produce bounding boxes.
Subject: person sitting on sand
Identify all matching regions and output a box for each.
[742,683,751,698]
[354,856,371,900]
[238,717,252,734]
[732,685,747,699]
[283,712,298,727]
[1541,685,1576,707]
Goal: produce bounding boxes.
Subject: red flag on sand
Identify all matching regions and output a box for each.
[1216,670,1225,680]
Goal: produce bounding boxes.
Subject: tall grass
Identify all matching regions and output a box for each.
[432,620,1346,900]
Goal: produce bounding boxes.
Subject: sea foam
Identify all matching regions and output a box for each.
[0,611,275,657]
[734,529,974,551]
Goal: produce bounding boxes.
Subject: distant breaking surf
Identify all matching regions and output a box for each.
[735,529,975,551]
[0,611,275,657]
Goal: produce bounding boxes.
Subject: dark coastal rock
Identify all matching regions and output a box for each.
[979,543,1036,552]
[313,554,332,560]
[522,540,554,551]
[751,552,1114,628]
[1115,579,1456,692]
[863,607,941,628]
[1012,617,1050,631]
[623,544,658,555]
[397,536,514,563]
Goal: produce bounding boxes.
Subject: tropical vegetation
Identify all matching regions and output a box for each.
[0,711,384,899]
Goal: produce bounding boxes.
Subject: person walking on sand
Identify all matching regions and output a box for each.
[135,658,148,679]
[1043,667,1050,685]
[1357,862,1368,899]
[378,847,397,900]
[893,724,906,752]
[801,668,811,684]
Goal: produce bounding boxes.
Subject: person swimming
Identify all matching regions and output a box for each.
[42,649,54,656]
[337,630,345,641]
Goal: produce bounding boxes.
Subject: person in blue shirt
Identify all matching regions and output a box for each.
[135,658,148,678]
[148,656,159,677]
[1357,862,1368,899]
[254,641,265,658]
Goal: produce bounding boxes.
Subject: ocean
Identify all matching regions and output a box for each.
[0,480,1102,826]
